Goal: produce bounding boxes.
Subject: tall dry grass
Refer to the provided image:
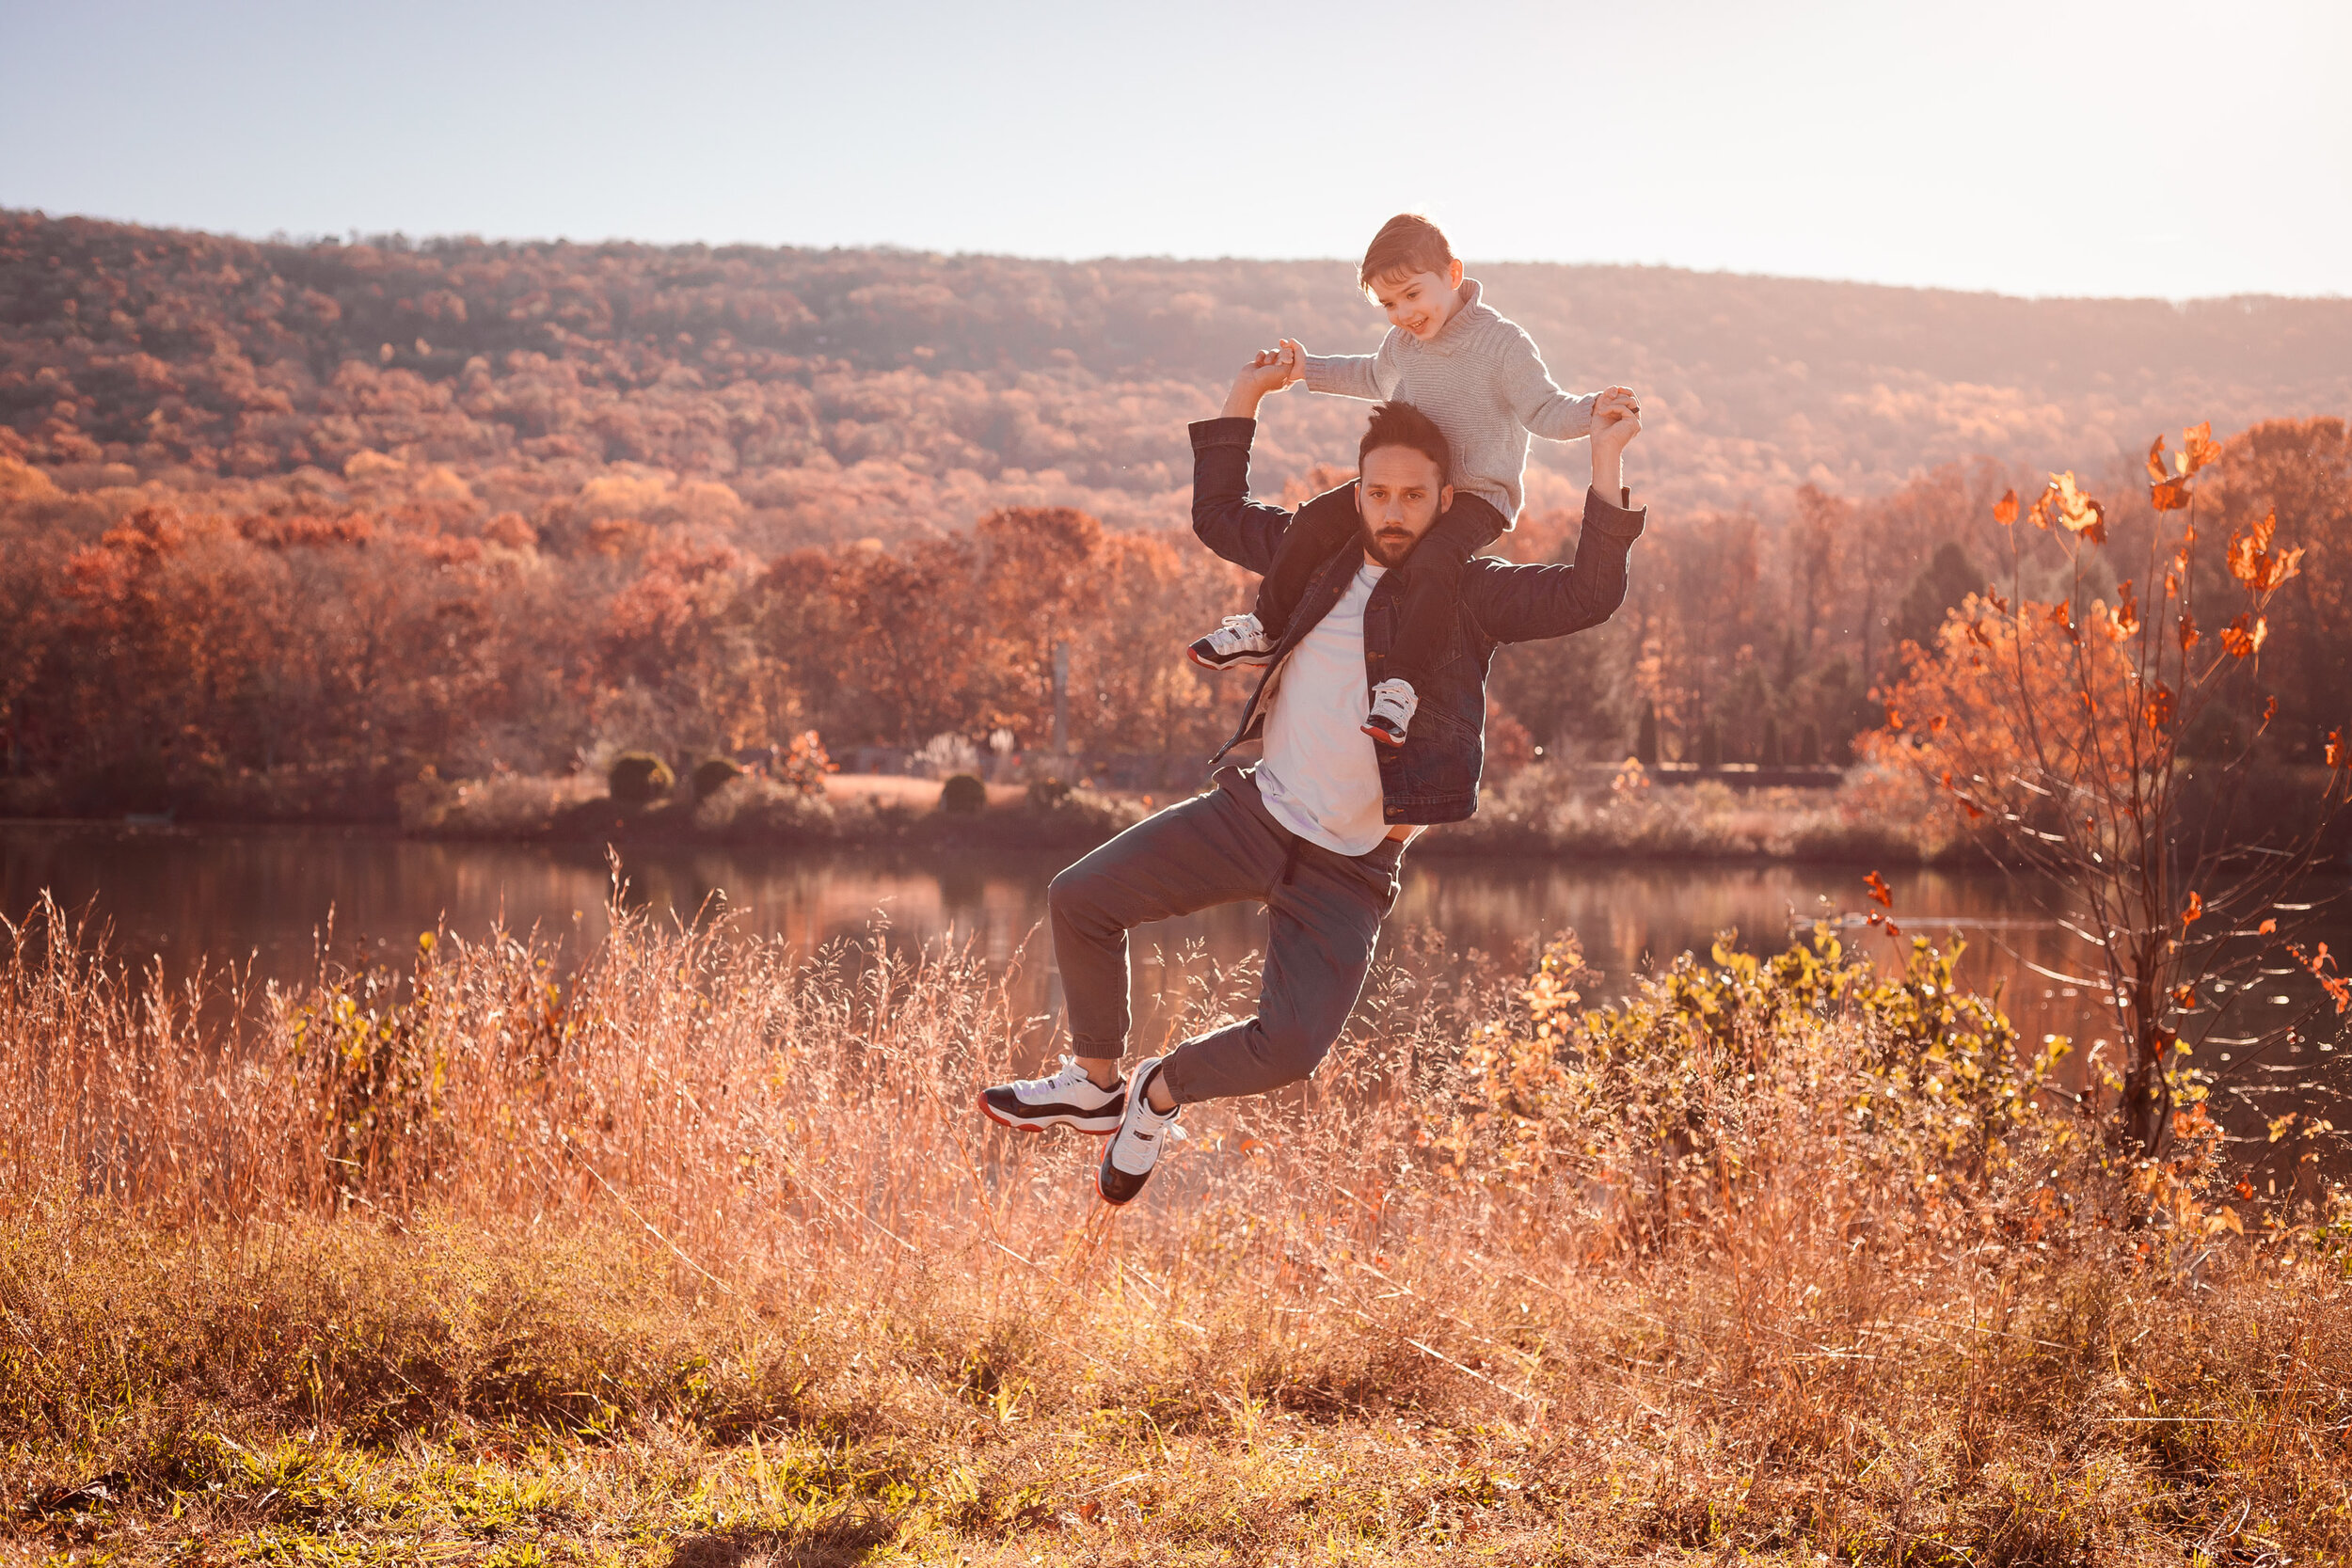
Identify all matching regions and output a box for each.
[5,889,2350,1563]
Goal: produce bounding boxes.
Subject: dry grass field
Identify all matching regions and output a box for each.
[4,892,2349,1565]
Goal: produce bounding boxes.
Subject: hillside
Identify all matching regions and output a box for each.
[3,211,2348,818]
[7,210,2351,545]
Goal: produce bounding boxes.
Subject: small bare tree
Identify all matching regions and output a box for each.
[1872,422,2351,1160]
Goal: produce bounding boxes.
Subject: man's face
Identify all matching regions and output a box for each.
[1369,261,1466,341]
[1356,445,1452,567]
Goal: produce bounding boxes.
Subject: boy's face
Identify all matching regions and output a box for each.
[1369,258,1467,341]
[1355,446,1453,566]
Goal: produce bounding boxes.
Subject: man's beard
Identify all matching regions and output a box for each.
[1361,523,1419,567]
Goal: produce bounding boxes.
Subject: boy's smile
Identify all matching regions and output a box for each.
[1370,258,1468,341]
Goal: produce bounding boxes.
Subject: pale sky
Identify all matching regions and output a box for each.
[4,0,2346,299]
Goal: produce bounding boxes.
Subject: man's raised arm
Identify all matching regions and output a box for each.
[1466,405,1648,643]
[1190,351,1301,576]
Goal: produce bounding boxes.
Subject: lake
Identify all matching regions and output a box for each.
[13,819,2344,1074]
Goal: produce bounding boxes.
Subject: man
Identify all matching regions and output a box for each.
[980,348,1646,1205]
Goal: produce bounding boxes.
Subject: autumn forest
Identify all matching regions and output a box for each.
[4,208,2350,818]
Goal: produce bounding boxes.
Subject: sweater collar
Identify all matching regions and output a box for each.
[1418,277,1491,356]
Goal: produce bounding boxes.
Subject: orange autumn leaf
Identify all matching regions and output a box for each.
[2218,614,2267,658]
[1994,487,2019,526]
[2179,610,2199,653]
[2181,420,2221,475]
[1865,870,1894,908]
[2328,728,2350,768]
[2106,582,2140,640]
[2143,683,2176,729]
[2225,508,2302,591]
[2150,476,2192,512]
[2289,942,2351,1014]
[2043,472,2107,543]
[2145,435,2169,483]
[2181,891,2204,927]
[2258,918,2277,935]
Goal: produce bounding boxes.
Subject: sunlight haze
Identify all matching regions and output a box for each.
[4,0,2346,297]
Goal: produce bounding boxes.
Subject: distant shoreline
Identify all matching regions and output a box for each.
[12,761,2347,869]
[0,766,1962,865]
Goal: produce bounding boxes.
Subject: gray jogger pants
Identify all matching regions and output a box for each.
[1046,767,1405,1106]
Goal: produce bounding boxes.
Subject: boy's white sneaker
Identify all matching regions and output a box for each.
[978,1054,1126,1135]
[1362,678,1419,747]
[1098,1055,1183,1205]
[1187,613,1276,671]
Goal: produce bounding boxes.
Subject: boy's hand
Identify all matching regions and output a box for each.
[1221,348,1295,419]
[1593,385,1640,425]
[1277,338,1309,386]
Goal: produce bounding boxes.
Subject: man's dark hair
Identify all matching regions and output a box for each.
[1359,401,1451,482]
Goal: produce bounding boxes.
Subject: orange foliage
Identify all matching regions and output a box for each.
[1866,419,2350,1154]
[5,205,2351,811]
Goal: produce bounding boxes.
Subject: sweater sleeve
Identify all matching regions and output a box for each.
[1500,326,1597,441]
[1301,332,1398,403]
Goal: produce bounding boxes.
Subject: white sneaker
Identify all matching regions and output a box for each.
[978,1054,1125,1135]
[1098,1055,1183,1205]
[1361,678,1418,747]
[1187,613,1277,671]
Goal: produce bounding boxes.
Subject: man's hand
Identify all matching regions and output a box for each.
[1221,347,1297,419]
[1277,339,1309,385]
[1590,391,1641,499]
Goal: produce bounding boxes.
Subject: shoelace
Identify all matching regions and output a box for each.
[1015,1053,1087,1097]
[1132,1104,1186,1140]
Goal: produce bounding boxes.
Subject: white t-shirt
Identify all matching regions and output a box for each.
[1256,560,1391,856]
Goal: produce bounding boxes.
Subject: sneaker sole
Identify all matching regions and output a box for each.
[1361,723,1406,747]
[977,1089,1120,1136]
[1187,646,1274,672]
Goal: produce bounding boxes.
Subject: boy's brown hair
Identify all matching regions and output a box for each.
[1359,214,1456,293]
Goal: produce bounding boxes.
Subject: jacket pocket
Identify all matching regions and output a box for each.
[1395,702,1482,801]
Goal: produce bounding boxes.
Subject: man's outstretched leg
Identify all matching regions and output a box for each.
[980,776,1281,1135]
[1097,791,1404,1205]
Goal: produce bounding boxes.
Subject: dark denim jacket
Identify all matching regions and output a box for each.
[1191,416,1645,825]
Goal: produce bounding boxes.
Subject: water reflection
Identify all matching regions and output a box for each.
[8,821,2345,1079]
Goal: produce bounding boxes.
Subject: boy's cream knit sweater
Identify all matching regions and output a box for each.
[1301,277,1594,525]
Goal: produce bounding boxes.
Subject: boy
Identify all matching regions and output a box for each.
[1188,214,1638,745]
